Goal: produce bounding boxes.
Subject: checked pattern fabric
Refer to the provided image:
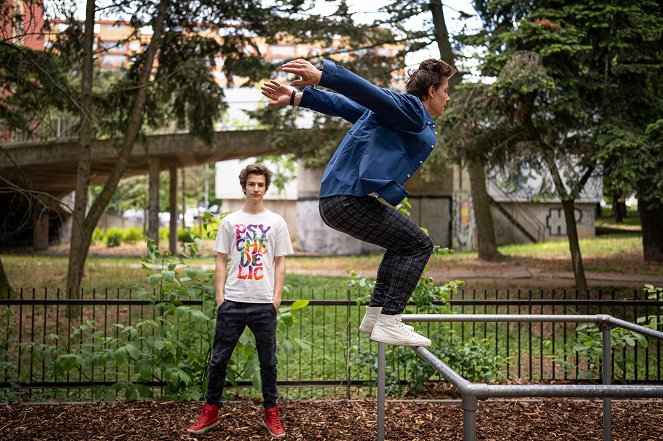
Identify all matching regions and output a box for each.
[319,195,434,315]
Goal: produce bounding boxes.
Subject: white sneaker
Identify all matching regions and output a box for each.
[359,306,414,333]
[370,313,431,347]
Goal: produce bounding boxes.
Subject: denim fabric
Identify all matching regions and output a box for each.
[299,58,438,206]
[319,195,434,315]
[205,300,278,408]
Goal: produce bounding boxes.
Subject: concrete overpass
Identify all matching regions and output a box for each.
[0,130,275,249]
[0,130,274,196]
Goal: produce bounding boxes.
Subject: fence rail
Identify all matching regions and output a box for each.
[0,287,661,401]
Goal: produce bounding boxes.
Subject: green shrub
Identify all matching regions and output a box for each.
[177,228,199,243]
[91,228,106,245]
[122,228,143,244]
[105,228,123,247]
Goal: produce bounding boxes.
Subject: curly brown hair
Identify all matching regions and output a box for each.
[239,163,273,192]
[405,59,456,100]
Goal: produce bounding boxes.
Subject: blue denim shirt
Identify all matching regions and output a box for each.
[299,59,437,206]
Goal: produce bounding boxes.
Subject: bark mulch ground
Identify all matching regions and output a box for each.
[1,398,662,440]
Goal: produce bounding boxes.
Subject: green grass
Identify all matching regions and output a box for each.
[498,234,643,258]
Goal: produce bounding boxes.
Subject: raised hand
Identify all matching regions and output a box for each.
[260,80,293,107]
[281,59,322,87]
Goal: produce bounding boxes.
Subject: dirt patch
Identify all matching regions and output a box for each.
[1,399,662,440]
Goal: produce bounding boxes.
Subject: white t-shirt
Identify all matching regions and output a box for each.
[213,209,294,303]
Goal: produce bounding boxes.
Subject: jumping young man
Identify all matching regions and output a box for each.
[261,57,455,347]
[187,163,294,438]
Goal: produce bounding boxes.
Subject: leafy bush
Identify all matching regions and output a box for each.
[91,227,106,245]
[122,228,143,244]
[345,265,503,396]
[22,237,309,401]
[105,228,123,247]
[177,228,199,243]
[548,285,662,380]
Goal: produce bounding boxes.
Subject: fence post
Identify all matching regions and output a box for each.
[377,341,385,441]
[601,322,612,441]
[462,393,478,441]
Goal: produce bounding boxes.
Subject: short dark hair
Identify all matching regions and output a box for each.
[239,163,273,191]
[405,59,456,100]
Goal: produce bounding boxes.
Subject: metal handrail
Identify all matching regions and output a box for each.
[375,314,663,441]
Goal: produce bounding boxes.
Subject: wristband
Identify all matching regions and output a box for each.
[289,90,296,106]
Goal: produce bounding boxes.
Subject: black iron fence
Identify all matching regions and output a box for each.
[1,287,661,401]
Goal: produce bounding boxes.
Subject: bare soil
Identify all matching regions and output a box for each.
[1,398,662,440]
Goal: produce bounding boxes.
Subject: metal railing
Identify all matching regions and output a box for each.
[1,288,661,400]
[376,314,663,441]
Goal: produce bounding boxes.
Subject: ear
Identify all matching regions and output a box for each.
[428,84,437,99]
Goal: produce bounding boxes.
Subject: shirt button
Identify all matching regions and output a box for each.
[431,144,434,149]
[419,160,423,164]
[407,174,411,178]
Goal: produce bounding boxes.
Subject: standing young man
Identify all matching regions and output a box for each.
[261,57,455,347]
[187,163,293,438]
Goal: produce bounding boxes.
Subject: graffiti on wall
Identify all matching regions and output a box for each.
[452,193,475,251]
[546,207,582,236]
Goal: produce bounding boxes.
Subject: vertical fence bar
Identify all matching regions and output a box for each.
[29,288,35,400]
[506,288,510,379]
[377,341,385,441]
[42,288,47,398]
[601,323,613,441]
[658,289,661,381]
[528,289,533,380]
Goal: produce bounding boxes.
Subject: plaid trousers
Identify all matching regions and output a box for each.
[319,195,434,315]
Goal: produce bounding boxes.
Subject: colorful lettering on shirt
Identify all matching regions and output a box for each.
[235,223,271,280]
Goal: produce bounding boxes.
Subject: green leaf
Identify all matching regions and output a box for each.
[291,300,309,310]
[148,274,162,287]
[126,343,141,360]
[282,340,295,358]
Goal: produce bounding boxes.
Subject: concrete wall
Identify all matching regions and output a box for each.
[491,201,597,245]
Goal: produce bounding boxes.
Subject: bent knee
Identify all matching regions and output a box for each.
[417,234,434,255]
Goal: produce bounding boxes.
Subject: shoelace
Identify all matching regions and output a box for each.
[265,411,283,431]
[196,409,214,425]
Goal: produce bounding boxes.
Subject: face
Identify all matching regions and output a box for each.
[243,173,267,202]
[426,77,450,117]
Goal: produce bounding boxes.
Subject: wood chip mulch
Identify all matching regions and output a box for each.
[1,398,662,440]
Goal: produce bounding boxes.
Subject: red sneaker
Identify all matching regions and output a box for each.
[262,406,285,438]
[187,403,219,434]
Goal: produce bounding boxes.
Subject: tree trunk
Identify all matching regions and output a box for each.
[468,161,502,260]
[0,257,11,299]
[639,199,663,262]
[613,192,623,224]
[66,0,96,300]
[66,0,169,297]
[545,156,590,292]
[561,199,588,292]
[430,0,501,260]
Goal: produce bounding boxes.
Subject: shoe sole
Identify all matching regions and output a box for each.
[370,331,431,347]
[186,420,219,434]
[262,420,286,438]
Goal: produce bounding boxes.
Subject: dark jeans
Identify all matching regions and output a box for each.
[205,300,278,408]
[319,195,434,315]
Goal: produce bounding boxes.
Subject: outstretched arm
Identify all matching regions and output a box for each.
[283,58,427,132]
[261,77,367,124]
[261,59,322,106]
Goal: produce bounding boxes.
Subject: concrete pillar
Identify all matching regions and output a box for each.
[148,157,160,247]
[33,205,49,250]
[169,166,177,254]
